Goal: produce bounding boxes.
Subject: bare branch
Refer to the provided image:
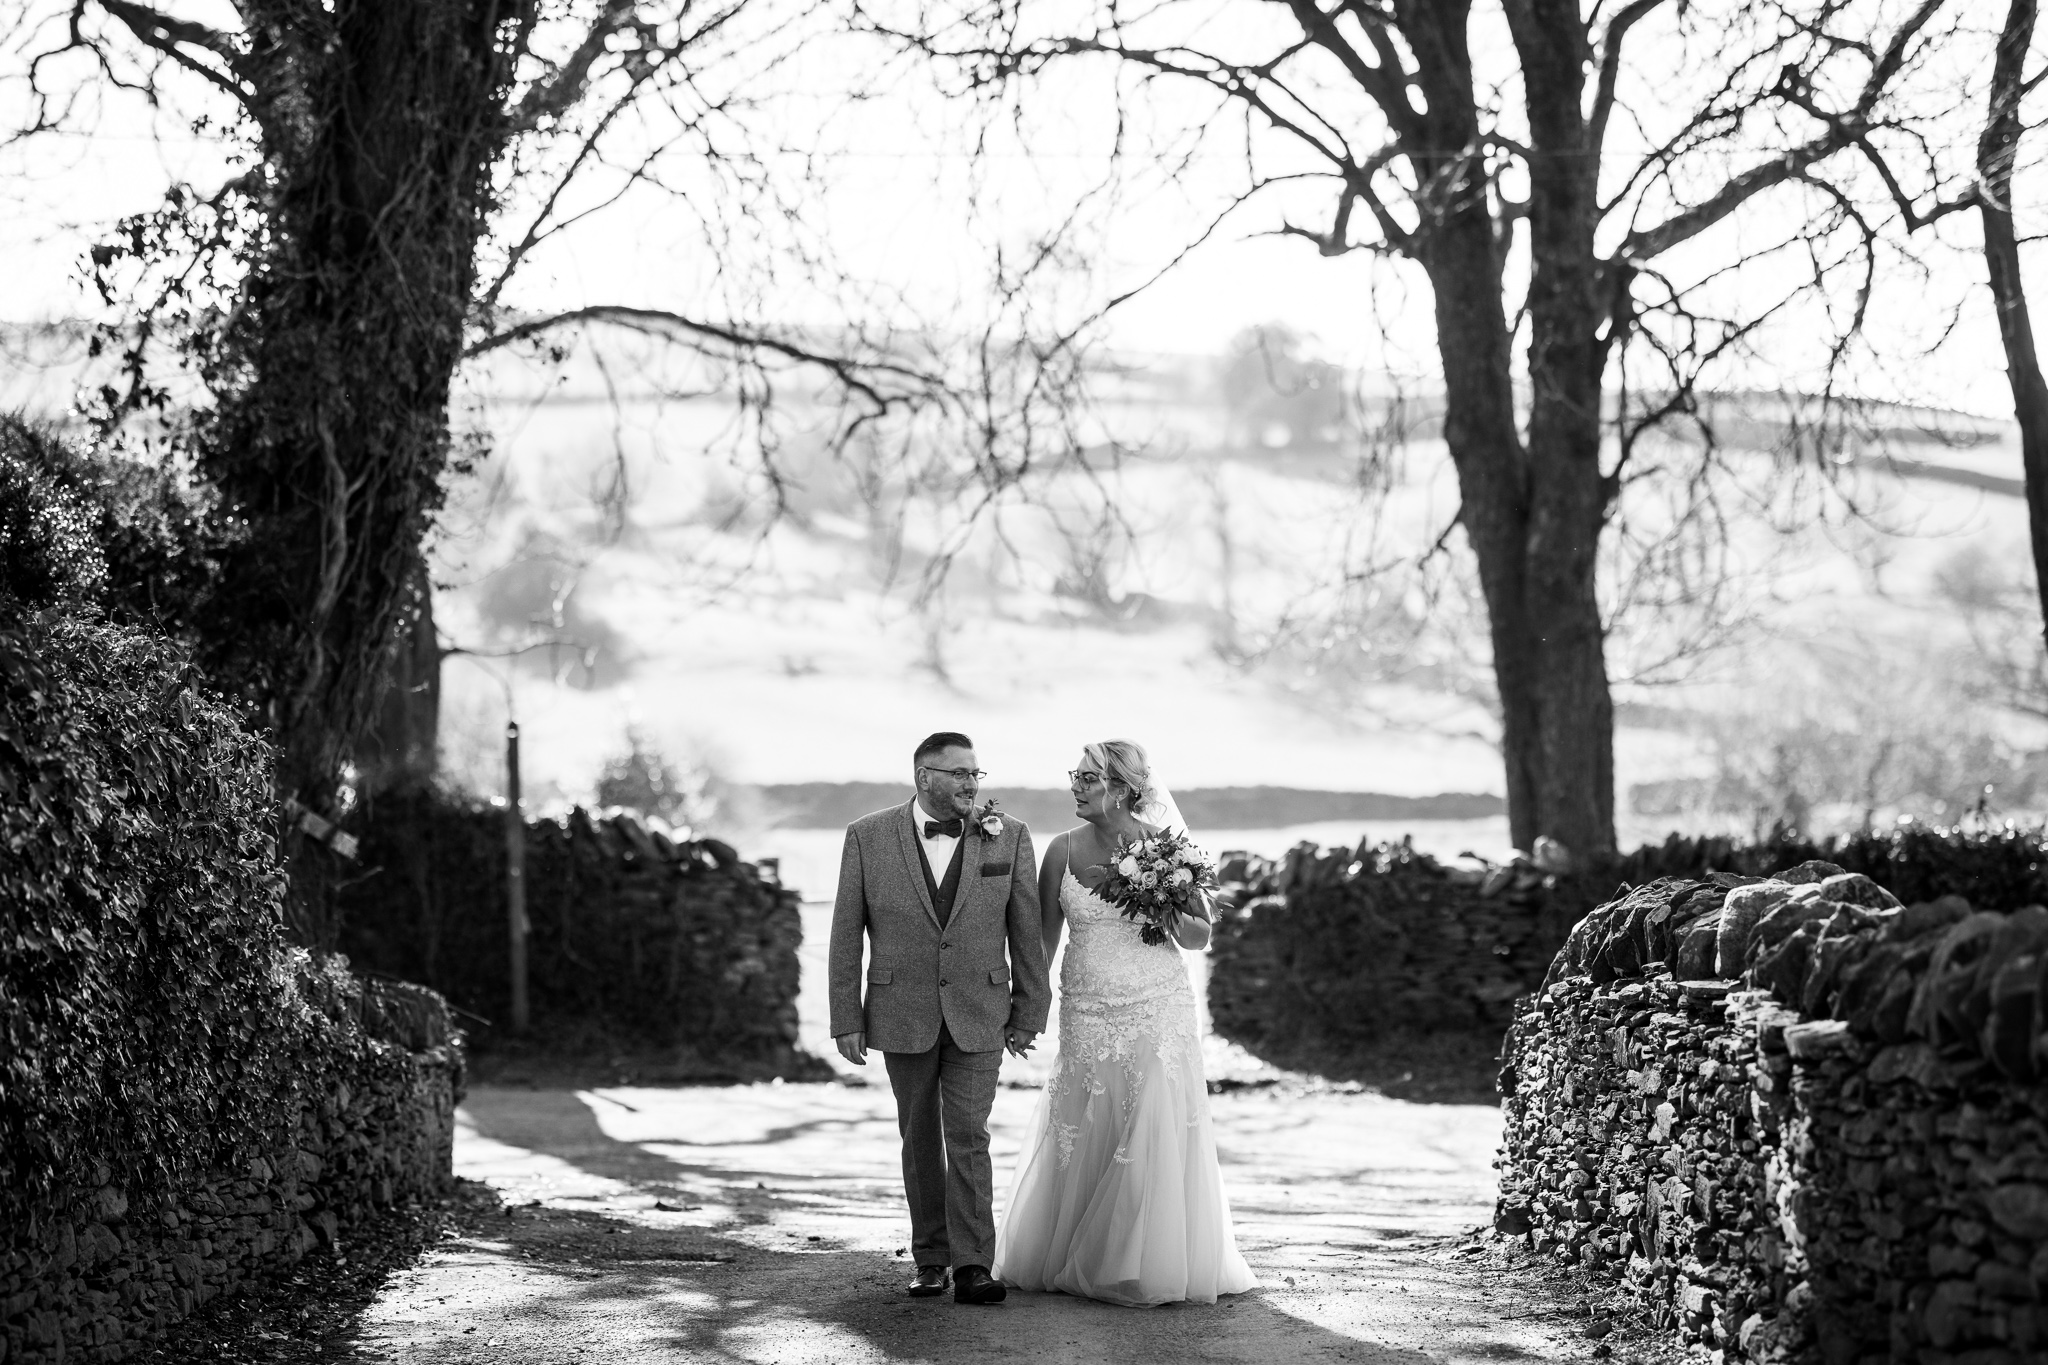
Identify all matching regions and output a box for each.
[1587,0,1672,157]
[1278,0,1423,143]
[1618,0,1949,262]
[92,0,257,108]
[463,305,946,415]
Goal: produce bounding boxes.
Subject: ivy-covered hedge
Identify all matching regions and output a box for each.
[337,789,818,1078]
[0,612,293,1212]
[1206,825,2048,1085]
[1,609,461,1363]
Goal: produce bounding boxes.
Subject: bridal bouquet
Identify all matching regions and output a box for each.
[1091,829,1218,945]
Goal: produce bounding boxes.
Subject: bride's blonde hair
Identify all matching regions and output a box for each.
[1084,739,1156,816]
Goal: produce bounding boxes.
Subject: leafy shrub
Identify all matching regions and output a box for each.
[1,612,287,1213]
[1584,824,2048,913]
[0,411,217,629]
[0,611,452,1229]
[594,727,718,829]
[0,419,108,609]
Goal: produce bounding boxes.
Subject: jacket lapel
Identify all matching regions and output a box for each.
[951,818,980,922]
[896,800,942,932]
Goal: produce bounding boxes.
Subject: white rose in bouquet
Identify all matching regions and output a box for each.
[1118,855,1140,876]
[1171,867,1193,886]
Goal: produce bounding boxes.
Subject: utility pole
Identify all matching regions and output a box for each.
[505,720,529,1034]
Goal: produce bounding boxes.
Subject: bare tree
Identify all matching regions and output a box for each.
[1814,0,2048,686]
[7,0,1029,943]
[1976,0,2048,652]
[870,0,1957,857]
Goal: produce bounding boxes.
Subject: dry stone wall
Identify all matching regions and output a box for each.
[2,973,462,1365]
[1497,862,2048,1362]
[338,795,812,1075]
[1208,829,2048,1083]
[1208,842,1585,1064]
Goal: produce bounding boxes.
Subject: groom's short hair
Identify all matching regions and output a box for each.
[914,732,974,766]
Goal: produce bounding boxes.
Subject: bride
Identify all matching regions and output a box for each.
[991,739,1256,1306]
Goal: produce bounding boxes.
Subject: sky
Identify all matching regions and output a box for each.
[3,0,2039,417]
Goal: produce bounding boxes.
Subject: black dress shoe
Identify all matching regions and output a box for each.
[907,1265,949,1297]
[953,1265,1006,1304]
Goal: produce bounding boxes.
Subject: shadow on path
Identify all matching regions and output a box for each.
[368,1198,1550,1365]
[409,1087,1567,1363]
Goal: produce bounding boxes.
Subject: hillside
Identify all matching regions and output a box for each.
[420,342,2042,851]
[751,783,1505,831]
[7,323,2037,845]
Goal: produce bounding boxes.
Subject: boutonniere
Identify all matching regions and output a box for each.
[973,799,1004,839]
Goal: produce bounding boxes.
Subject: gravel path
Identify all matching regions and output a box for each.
[339,1075,1593,1364]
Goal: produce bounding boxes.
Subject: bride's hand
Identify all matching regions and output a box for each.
[1170,910,1212,950]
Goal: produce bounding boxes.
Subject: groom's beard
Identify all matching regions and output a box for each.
[930,787,975,818]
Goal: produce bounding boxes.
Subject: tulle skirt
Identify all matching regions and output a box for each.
[992,989,1256,1306]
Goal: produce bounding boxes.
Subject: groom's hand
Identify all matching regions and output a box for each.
[834,1031,868,1066]
[1004,1028,1037,1058]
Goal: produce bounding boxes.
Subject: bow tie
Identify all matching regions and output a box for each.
[924,818,964,839]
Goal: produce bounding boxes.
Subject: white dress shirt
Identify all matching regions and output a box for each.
[915,798,962,881]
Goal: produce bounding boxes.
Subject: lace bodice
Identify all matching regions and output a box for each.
[1059,869,1191,1008]
[1034,869,1206,1180]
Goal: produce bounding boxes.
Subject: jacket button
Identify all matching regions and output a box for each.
[941,942,951,950]
[940,979,949,987]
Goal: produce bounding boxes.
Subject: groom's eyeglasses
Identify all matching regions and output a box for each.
[1067,770,1104,788]
[919,765,987,782]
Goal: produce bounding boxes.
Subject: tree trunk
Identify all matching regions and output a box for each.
[1422,221,1542,853]
[196,0,516,946]
[1981,0,2048,653]
[1411,0,1620,859]
[357,555,443,794]
[1392,2,1544,853]
[1507,0,1617,859]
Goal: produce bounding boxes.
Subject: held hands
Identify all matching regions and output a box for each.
[842,1029,1034,1059]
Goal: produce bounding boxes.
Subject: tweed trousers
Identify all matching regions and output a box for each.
[884,1023,1003,1271]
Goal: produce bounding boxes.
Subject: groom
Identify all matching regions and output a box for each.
[828,732,1051,1305]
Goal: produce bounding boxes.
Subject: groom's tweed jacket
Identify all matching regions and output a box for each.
[829,800,1051,1054]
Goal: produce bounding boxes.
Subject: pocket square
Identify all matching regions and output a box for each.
[979,861,1012,876]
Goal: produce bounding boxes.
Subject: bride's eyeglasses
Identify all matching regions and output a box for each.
[1067,769,1105,788]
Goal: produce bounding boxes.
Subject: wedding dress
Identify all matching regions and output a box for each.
[991,865,1257,1306]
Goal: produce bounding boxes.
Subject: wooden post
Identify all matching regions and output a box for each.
[506,720,529,1035]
